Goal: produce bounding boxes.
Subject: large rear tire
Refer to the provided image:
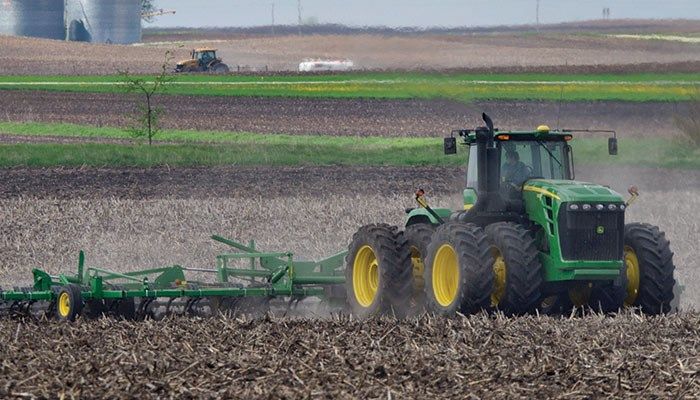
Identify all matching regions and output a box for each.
[210,63,230,74]
[345,224,412,319]
[485,222,542,315]
[404,223,435,310]
[423,222,493,316]
[623,223,676,314]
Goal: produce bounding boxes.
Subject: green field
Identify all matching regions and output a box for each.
[0,122,697,169]
[0,72,698,101]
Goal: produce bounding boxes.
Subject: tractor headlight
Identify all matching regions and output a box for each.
[582,204,592,211]
[596,204,605,211]
[608,204,617,211]
[569,204,579,211]
[620,204,626,211]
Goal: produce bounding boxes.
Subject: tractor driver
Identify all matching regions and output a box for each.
[199,51,212,66]
[502,151,531,189]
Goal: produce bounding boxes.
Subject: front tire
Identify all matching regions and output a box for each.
[345,224,412,318]
[424,222,493,316]
[485,222,542,315]
[623,223,676,314]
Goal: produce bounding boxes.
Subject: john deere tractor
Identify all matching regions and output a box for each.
[175,48,230,73]
[345,113,676,317]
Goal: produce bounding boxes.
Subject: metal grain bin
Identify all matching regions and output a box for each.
[66,0,141,44]
[0,0,65,40]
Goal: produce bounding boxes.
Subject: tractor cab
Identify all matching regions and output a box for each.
[193,48,218,66]
[464,125,575,199]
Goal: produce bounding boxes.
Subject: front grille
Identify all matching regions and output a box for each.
[557,204,624,261]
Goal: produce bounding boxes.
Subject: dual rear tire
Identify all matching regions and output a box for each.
[345,221,676,318]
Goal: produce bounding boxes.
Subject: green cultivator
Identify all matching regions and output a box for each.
[0,235,347,321]
[0,113,680,321]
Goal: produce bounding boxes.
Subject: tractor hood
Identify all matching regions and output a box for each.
[523,179,624,203]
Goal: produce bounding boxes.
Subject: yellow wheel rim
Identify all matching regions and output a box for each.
[353,245,380,308]
[410,246,425,291]
[58,292,71,318]
[432,244,460,307]
[491,249,507,307]
[624,245,641,306]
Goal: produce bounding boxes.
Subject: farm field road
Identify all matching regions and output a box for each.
[0,314,698,398]
[0,90,695,138]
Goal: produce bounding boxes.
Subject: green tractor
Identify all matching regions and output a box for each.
[345,113,677,317]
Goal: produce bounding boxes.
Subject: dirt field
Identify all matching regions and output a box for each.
[0,313,698,398]
[0,90,693,138]
[2,27,700,74]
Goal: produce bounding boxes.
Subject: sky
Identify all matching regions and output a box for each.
[148,0,700,28]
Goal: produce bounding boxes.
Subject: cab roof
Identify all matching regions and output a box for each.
[194,48,217,52]
[458,125,573,144]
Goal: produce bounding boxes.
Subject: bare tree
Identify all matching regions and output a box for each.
[142,0,157,23]
[121,51,173,146]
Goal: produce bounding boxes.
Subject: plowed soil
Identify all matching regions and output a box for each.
[0,165,697,200]
[2,28,700,74]
[0,90,692,138]
[0,314,698,399]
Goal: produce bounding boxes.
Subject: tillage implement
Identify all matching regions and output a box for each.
[0,114,678,321]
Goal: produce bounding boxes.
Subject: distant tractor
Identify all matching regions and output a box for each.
[345,113,677,317]
[175,48,230,73]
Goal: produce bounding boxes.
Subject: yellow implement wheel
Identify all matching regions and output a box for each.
[490,250,507,307]
[353,245,380,307]
[58,292,71,318]
[432,244,460,307]
[624,245,641,306]
[56,284,83,322]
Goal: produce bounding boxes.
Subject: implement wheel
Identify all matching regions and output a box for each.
[485,222,542,315]
[345,224,412,319]
[623,223,676,314]
[404,223,435,309]
[424,222,492,316]
[56,284,83,322]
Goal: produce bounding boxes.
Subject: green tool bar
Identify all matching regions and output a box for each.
[212,235,264,254]
[293,276,345,285]
[217,252,291,259]
[2,291,53,301]
[89,268,145,283]
[224,269,271,278]
[96,286,325,299]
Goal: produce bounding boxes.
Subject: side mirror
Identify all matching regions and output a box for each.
[608,137,618,155]
[444,137,457,155]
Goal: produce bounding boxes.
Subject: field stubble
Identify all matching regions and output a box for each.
[0,313,698,398]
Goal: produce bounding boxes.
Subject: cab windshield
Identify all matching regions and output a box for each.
[466,140,571,190]
[195,51,216,61]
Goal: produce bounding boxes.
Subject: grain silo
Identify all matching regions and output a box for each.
[0,0,65,40]
[66,0,142,44]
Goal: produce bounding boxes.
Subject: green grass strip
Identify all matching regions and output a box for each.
[0,72,697,101]
[0,122,697,169]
